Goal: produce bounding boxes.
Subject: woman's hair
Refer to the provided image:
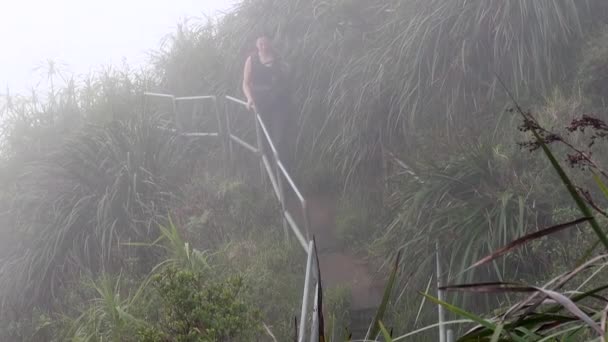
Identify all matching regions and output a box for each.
[247,33,275,57]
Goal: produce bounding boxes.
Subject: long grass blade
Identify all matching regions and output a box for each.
[392,319,474,341]
[421,291,529,342]
[379,321,393,342]
[534,288,603,336]
[419,292,496,331]
[490,323,504,342]
[440,282,535,293]
[438,280,605,337]
[294,316,298,342]
[593,173,608,200]
[367,251,401,340]
[264,322,279,342]
[313,236,325,342]
[468,217,590,269]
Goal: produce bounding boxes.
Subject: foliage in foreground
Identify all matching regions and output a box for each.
[415,110,608,341]
[3,1,608,341]
[28,221,264,342]
[54,266,260,342]
[138,267,260,342]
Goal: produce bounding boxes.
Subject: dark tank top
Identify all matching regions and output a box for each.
[251,53,282,96]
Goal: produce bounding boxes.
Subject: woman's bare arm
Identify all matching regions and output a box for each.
[242,56,254,107]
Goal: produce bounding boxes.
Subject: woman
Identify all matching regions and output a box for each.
[242,35,290,154]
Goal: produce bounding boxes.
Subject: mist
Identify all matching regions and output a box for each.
[0,0,233,94]
[1,1,608,341]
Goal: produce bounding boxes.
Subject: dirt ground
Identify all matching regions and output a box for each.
[286,192,384,310]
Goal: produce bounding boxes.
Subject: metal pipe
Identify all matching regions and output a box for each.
[172,98,178,131]
[274,151,289,244]
[284,211,308,252]
[143,92,148,118]
[437,241,446,342]
[309,280,319,342]
[143,93,177,129]
[180,132,219,137]
[157,126,178,133]
[253,108,265,184]
[256,114,279,157]
[299,241,314,342]
[230,135,258,154]
[143,92,175,99]
[447,329,454,342]
[225,95,249,107]
[225,104,234,160]
[262,154,281,201]
[278,161,305,204]
[225,94,311,241]
[301,199,311,241]
[211,96,228,171]
[175,95,215,101]
[148,93,318,342]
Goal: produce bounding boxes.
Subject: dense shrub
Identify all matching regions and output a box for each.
[138,267,261,342]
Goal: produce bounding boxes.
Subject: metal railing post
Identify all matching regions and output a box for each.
[299,240,314,342]
[274,151,290,244]
[437,241,446,342]
[143,92,148,118]
[224,101,235,167]
[309,279,319,342]
[253,110,265,184]
[212,96,230,172]
[302,200,311,241]
[171,97,178,131]
[222,95,319,342]
[447,329,454,342]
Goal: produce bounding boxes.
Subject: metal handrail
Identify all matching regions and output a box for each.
[224,95,318,341]
[225,95,248,107]
[278,159,311,241]
[230,135,258,153]
[261,154,281,201]
[309,282,320,342]
[144,92,222,138]
[225,96,311,247]
[144,92,175,99]
[285,211,308,250]
[278,161,305,204]
[146,91,449,342]
[256,113,279,158]
[299,241,314,342]
[145,92,320,342]
[175,95,215,101]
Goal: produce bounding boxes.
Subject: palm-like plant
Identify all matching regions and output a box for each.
[0,113,198,312]
[371,135,569,333]
[62,274,149,342]
[154,0,608,180]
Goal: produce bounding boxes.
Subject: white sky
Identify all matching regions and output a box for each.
[0,0,235,95]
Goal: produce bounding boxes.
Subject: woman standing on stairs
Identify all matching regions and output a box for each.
[242,34,292,160]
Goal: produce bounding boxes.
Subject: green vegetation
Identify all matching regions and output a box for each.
[1,0,608,341]
[138,267,259,341]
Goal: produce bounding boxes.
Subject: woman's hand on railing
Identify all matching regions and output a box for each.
[246,98,256,111]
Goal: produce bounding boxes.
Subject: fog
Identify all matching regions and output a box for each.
[1,1,608,341]
[0,0,234,94]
